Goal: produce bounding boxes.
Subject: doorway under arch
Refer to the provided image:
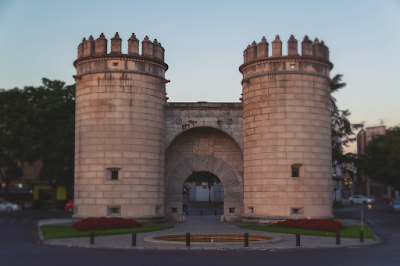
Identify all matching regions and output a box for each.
[165,155,242,221]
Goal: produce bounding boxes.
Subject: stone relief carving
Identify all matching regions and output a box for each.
[174,117,182,125]
[193,135,214,155]
[217,117,238,125]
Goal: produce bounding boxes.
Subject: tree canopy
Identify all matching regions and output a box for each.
[330,74,363,178]
[25,78,75,208]
[0,88,34,199]
[360,127,400,191]
[0,78,75,206]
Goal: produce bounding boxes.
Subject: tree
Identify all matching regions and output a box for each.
[0,89,34,200]
[186,172,221,184]
[330,74,363,179]
[25,78,75,209]
[360,127,400,191]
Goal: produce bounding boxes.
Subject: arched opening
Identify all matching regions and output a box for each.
[164,126,243,222]
[183,171,223,219]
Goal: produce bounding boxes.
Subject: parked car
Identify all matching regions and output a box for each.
[64,200,74,212]
[0,199,22,212]
[349,195,375,205]
[388,200,400,213]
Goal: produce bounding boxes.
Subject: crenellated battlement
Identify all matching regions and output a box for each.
[242,35,330,64]
[76,32,165,63]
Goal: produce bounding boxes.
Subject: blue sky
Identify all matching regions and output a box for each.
[1,0,399,152]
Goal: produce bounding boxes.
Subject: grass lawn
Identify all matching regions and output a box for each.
[239,225,375,239]
[41,225,174,240]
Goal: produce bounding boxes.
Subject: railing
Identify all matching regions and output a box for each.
[184,210,223,216]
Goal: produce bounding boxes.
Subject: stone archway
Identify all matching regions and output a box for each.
[165,155,242,222]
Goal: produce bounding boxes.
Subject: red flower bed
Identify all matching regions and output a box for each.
[72,217,143,232]
[274,219,342,232]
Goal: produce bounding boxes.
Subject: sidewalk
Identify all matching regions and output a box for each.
[39,218,380,250]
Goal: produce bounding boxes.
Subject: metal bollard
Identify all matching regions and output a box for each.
[186,210,188,216]
[244,233,249,247]
[360,230,364,242]
[336,231,340,245]
[90,231,95,245]
[215,210,217,216]
[132,232,136,246]
[296,232,300,246]
[186,232,191,247]
[201,211,202,216]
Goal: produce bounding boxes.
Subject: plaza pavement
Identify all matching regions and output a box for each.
[39,217,380,250]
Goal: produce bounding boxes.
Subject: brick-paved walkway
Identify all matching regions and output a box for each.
[40,218,380,250]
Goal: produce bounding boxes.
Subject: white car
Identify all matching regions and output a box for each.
[0,199,22,212]
[349,195,375,205]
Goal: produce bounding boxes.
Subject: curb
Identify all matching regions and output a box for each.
[36,222,45,243]
[41,239,381,251]
[37,219,73,243]
[37,218,382,251]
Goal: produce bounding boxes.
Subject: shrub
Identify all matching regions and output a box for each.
[72,217,143,232]
[274,219,343,232]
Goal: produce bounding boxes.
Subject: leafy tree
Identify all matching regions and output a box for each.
[360,127,400,191]
[0,89,34,200]
[186,172,221,184]
[330,74,363,179]
[25,78,75,209]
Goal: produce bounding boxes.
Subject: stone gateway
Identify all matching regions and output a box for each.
[73,32,333,223]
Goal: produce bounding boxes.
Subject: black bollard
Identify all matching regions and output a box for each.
[336,231,340,245]
[296,232,300,246]
[186,232,191,247]
[90,231,94,245]
[360,230,364,242]
[132,233,136,246]
[186,210,188,216]
[244,233,249,247]
[215,210,217,216]
[201,211,202,216]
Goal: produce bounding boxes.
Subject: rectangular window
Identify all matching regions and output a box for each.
[229,208,235,214]
[106,168,121,180]
[290,207,304,215]
[291,164,303,178]
[171,207,177,213]
[107,206,121,216]
[292,168,299,177]
[247,206,254,214]
[113,62,118,66]
[111,171,119,180]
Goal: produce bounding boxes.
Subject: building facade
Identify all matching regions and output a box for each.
[73,32,333,223]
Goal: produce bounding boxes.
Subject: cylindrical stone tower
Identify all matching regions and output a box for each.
[73,32,168,222]
[240,35,333,222]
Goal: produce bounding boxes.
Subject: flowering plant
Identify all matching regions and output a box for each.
[72,217,142,232]
[274,219,343,232]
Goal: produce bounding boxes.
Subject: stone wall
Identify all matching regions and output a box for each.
[73,33,168,221]
[240,35,333,221]
[164,126,243,221]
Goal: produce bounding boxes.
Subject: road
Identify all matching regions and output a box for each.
[0,204,399,266]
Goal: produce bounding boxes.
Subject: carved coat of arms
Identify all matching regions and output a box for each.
[193,135,214,155]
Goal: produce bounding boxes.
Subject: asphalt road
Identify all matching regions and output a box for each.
[1,204,400,266]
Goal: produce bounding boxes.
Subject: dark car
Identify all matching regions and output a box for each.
[64,200,74,212]
[388,200,400,213]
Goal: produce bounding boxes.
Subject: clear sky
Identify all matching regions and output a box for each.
[1,0,399,152]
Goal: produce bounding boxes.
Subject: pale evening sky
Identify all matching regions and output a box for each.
[0,0,399,153]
